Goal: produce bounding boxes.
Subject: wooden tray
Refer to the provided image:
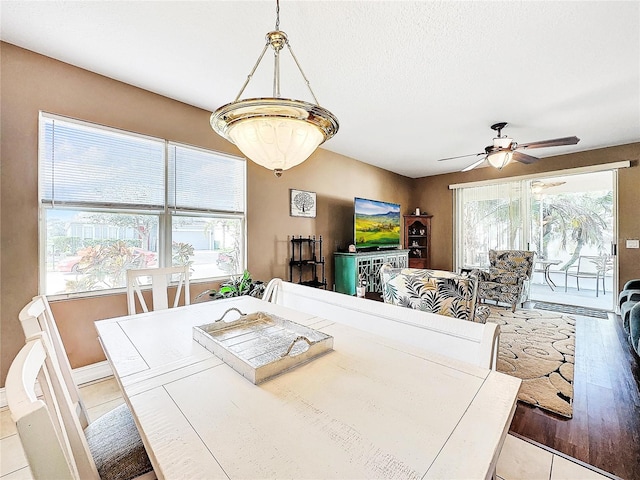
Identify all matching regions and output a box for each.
[193,308,334,384]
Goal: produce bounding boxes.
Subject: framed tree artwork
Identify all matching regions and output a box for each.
[290,189,317,217]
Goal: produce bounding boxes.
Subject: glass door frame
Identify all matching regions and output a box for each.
[453,166,621,312]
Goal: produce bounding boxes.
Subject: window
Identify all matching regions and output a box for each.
[39,113,246,297]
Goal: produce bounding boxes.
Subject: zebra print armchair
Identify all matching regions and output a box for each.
[476,249,536,312]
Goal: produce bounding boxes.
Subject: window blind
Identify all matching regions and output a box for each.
[455,180,525,268]
[40,115,165,208]
[168,143,246,213]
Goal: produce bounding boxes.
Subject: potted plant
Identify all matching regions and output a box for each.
[196,270,265,301]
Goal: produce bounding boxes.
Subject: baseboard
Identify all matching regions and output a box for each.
[0,360,113,409]
[72,360,113,386]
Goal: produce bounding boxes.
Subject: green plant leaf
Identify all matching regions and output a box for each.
[218,285,236,295]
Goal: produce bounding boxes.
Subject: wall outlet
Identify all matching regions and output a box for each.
[626,239,640,249]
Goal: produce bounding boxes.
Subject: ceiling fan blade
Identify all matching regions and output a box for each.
[437,152,484,162]
[518,136,580,149]
[461,157,486,172]
[512,151,540,164]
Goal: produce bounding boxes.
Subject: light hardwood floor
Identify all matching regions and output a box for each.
[1,377,615,480]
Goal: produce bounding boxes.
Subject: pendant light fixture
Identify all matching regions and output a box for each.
[210,0,339,177]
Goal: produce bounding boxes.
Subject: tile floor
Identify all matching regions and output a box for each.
[0,378,615,480]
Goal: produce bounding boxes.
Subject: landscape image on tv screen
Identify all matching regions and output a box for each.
[354,197,401,249]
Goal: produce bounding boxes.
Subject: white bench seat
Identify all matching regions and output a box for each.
[265,280,500,370]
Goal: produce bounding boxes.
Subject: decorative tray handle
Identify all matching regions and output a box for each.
[281,336,313,357]
[215,307,246,323]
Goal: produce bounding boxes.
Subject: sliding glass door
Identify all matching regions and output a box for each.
[455,180,528,268]
[527,171,615,310]
[455,170,616,310]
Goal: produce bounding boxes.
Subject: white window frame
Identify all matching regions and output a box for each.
[38,112,246,299]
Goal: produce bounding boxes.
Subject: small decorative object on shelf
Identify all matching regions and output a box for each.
[404,214,432,269]
[356,273,367,297]
[289,235,327,288]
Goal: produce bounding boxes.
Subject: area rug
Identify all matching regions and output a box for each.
[533,301,609,319]
[487,307,576,418]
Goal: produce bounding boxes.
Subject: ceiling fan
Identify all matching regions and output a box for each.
[438,122,580,172]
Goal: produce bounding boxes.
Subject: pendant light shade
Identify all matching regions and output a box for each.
[210,5,339,177]
[211,98,338,174]
[229,116,322,172]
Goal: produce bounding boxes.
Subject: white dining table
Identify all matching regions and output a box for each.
[95,296,520,480]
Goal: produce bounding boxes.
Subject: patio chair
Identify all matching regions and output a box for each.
[564,255,610,297]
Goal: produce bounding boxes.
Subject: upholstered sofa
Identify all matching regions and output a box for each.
[619,279,640,309]
[476,249,536,312]
[619,279,640,355]
[628,303,640,356]
[379,265,490,323]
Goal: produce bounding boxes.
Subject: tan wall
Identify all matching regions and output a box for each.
[0,43,412,385]
[3,42,637,387]
[412,144,640,285]
[247,153,413,283]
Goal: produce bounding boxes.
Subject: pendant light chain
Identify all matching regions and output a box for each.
[273,0,281,97]
[273,46,280,98]
[234,0,321,103]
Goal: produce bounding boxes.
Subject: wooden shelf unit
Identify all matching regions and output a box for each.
[404,214,432,269]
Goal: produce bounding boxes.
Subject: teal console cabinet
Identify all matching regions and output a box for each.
[334,250,410,295]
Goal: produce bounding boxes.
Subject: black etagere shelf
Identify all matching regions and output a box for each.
[289,235,327,289]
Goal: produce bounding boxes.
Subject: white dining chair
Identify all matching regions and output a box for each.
[126,265,190,315]
[6,331,154,480]
[262,278,284,303]
[19,295,90,429]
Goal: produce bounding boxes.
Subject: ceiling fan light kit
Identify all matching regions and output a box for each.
[486,150,513,169]
[438,122,580,172]
[210,0,338,177]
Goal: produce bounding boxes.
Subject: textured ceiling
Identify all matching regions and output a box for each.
[1,1,638,178]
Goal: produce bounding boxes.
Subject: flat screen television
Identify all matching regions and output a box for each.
[354,197,401,250]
